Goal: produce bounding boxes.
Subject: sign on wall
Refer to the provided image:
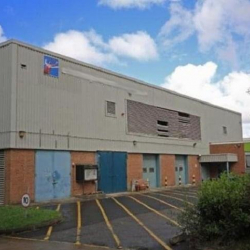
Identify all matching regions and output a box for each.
[44,55,59,77]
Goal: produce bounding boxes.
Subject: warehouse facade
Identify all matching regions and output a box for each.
[0,40,244,204]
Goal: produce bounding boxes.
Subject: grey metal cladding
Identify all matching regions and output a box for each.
[127,100,201,140]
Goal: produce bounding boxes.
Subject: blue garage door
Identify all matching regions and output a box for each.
[35,151,71,202]
[98,152,127,193]
[175,155,188,185]
[143,154,159,188]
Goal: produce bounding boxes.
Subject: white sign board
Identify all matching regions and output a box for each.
[84,168,97,181]
[21,194,30,207]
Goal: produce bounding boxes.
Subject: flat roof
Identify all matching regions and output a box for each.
[0,39,241,116]
[210,141,244,145]
[199,153,238,163]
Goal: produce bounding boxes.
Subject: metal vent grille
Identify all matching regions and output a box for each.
[106,101,116,116]
[0,151,5,205]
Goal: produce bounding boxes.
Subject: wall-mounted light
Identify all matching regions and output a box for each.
[193,142,197,148]
[133,140,137,146]
[19,131,26,139]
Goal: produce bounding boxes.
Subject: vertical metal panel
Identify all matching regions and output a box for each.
[175,155,188,185]
[0,151,5,205]
[98,151,127,193]
[0,45,12,148]
[143,154,158,188]
[35,151,71,202]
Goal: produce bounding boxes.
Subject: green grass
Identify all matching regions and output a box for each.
[0,206,62,232]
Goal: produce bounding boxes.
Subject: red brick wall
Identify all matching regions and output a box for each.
[188,155,201,184]
[210,143,246,174]
[127,154,143,190]
[5,150,35,204]
[71,152,96,195]
[160,155,175,186]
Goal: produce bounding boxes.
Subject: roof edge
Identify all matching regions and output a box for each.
[0,39,242,116]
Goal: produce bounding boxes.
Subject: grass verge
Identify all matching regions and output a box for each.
[0,206,62,233]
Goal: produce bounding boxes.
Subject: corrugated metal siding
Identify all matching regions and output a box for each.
[7,44,242,154]
[0,151,5,205]
[0,44,12,149]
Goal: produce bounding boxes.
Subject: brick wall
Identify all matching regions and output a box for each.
[127,154,143,190]
[188,155,201,184]
[71,152,96,195]
[5,150,35,204]
[127,100,201,140]
[160,155,175,186]
[210,143,246,174]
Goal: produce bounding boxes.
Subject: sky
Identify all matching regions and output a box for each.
[1,0,250,137]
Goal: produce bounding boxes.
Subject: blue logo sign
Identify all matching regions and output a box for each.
[44,56,59,77]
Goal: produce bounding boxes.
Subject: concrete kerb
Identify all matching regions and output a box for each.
[29,184,199,208]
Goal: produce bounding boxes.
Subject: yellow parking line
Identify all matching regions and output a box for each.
[112,197,173,250]
[155,193,194,206]
[140,194,184,212]
[164,191,198,199]
[129,196,181,227]
[44,204,61,241]
[96,199,122,249]
[75,201,82,245]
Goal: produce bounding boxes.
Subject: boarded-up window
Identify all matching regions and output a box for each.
[106,101,116,117]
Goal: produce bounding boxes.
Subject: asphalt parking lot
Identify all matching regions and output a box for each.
[5,187,198,250]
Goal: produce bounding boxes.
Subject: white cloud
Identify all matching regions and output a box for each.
[162,62,250,137]
[109,31,158,61]
[159,3,194,47]
[159,0,250,66]
[0,25,7,43]
[44,30,158,66]
[44,30,117,66]
[99,0,166,9]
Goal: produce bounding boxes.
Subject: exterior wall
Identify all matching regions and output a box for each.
[160,155,175,186]
[210,143,246,174]
[71,152,96,195]
[188,155,201,184]
[5,149,35,204]
[0,41,241,156]
[127,154,143,190]
[0,44,15,148]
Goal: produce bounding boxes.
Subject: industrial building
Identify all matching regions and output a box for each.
[0,40,246,204]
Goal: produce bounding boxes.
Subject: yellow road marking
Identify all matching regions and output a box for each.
[128,196,181,227]
[96,199,122,249]
[44,204,61,241]
[155,193,194,206]
[75,201,82,245]
[140,194,184,212]
[111,197,173,250]
[164,191,198,199]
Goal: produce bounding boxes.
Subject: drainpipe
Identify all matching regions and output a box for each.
[226,161,230,176]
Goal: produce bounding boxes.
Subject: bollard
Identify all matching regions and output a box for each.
[165,176,168,187]
[192,175,196,185]
[179,175,182,186]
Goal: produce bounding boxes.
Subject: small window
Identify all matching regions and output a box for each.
[246,155,250,168]
[143,168,147,173]
[223,126,227,135]
[178,112,190,118]
[157,120,168,126]
[106,101,116,117]
[149,168,154,173]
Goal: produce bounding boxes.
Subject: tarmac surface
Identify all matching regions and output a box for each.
[0,187,199,250]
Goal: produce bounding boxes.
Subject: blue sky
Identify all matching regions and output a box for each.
[1,0,250,136]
